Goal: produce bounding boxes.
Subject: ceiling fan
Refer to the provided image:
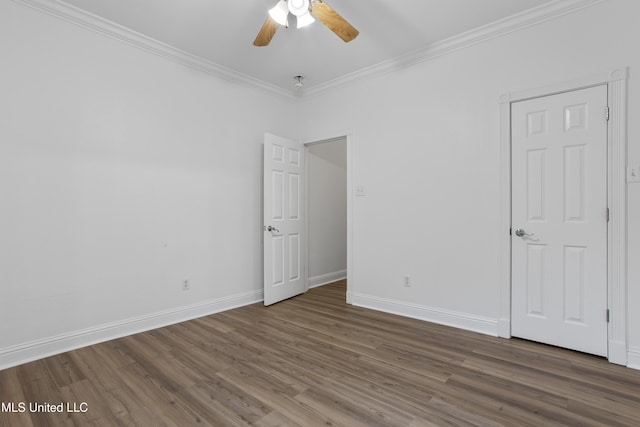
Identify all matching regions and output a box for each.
[254,0,359,46]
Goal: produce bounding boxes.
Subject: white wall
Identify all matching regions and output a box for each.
[295,0,640,361]
[0,0,292,368]
[307,139,347,286]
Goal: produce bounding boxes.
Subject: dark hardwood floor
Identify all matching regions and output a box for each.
[2,280,640,426]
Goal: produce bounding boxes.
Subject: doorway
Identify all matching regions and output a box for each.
[306,137,348,289]
[263,132,353,306]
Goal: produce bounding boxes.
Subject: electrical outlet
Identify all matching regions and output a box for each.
[182,279,190,291]
[404,275,411,287]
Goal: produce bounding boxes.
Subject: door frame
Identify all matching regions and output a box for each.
[301,130,354,303]
[498,67,628,365]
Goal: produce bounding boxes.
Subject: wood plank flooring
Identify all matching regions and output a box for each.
[2,280,640,426]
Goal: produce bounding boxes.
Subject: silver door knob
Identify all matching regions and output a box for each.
[515,228,534,237]
[267,225,280,233]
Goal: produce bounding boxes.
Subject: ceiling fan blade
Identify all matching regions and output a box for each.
[311,1,359,43]
[253,16,280,46]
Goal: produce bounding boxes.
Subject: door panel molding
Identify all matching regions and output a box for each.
[499,67,628,365]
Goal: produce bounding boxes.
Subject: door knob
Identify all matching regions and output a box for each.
[515,228,534,237]
[267,225,280,233]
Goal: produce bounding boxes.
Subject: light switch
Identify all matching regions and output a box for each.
[628,165,640,183]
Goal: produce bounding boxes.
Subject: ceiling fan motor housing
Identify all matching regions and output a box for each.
[288,0,310,16]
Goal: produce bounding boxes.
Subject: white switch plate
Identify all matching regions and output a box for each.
[628,165,640,183]
[355,186,366,197]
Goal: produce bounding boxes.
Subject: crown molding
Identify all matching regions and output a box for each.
[10,0,294,99]
[304,0,607,97]
[12,0,605,99]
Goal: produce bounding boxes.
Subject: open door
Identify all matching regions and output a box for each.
[263,133,306,305]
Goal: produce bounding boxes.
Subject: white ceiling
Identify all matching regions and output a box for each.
[56,0,556,93]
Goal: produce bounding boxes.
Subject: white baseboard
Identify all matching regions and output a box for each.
[308,269,347,288]
[0,289,263,370]
[351,293,498,337]
[627,347,640,370]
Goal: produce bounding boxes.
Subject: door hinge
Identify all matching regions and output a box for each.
[605,106,610,121]
[606,207,610,222]
[607,309,610,323]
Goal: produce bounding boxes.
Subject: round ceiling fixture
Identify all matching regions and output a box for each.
[288,0,310,16]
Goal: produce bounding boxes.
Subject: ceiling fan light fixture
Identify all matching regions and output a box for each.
[293,75,304,88]
[288,0,310,16]
[296,11,315,28]
[268,0,289,26]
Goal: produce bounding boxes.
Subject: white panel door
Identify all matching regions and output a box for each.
[511,85,608,356]
[264,133,306,305]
